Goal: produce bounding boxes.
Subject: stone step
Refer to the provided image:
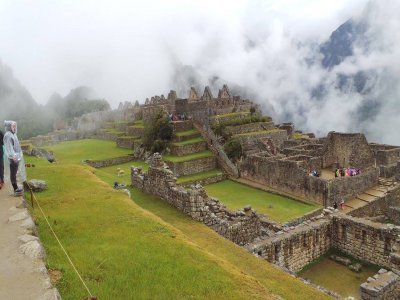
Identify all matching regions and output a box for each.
[356,194,377,203]
[364,189,386,197]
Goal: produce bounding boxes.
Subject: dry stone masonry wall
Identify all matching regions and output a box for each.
[131,153,263,245]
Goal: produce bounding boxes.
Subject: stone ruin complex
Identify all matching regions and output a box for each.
[26,85,400,299]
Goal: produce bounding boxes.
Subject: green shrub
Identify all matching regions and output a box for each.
[142,113,173,153]
[224,138,242,161]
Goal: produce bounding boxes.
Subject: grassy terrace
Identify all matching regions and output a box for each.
[171,137,204,146]
[24,139,329,299]
[174,129,199,137]
[235,129,283,136]
[163,150,213,163]
[204,180,320,223]
[99,128,125,134]
[132,120,145,128]
[117,135,141,140]
[176,169,223,185]
[210,111,250,119]
[293,132,310,139]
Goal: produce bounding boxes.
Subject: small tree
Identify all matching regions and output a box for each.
[142,113,173,153]
[224,138,243,161]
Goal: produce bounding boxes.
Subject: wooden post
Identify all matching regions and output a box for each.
[30,188,34,209]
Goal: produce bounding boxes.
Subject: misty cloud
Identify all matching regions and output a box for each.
[2,0,400,144]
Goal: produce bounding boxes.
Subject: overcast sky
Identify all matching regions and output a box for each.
[3,0,400,144]
[0,0,368,106]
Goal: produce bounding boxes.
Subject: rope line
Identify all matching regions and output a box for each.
[26,183,94,298]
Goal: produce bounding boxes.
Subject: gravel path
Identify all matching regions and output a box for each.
[0,183,60,300]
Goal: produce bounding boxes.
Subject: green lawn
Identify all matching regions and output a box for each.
[172,137,204,146]
[299,250,379,299]
[204,180,320,223]
[176,169,223,185]
[23,139,329,300]
[43,139,132,164]
[163,150,214,163]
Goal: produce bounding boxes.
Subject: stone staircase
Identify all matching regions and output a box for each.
[342,178,397,213]
[164,120,225,186]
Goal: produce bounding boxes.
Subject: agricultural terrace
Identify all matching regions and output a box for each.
[24,139,329,299]
[204,180,320,223]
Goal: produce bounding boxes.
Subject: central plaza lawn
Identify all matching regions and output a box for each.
[204,180,320,223]
[24,139,329,300]
[43,139,133,164]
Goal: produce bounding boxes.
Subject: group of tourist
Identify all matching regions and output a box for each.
[0,120,24,195]
[335,167,361,177]
[168,112,190,122]
[333,199,346,210]
[309,169,320,177]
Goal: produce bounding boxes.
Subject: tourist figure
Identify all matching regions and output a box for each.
[340,199,345,210]
[3,121,25,194]
[333,201,338,209]
[0,129,4,189]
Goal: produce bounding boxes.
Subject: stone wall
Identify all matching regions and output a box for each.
[131,153,262,245]
[165,156,216,176]
[95,129,125,141]
[235,130,288,149]
[349,186,400,218]
[387,207,400,225]
[225,122,275,136]
[360,269,400,300]
[85,155,134,168]
[322,132,375,170]
[172,120,193,132]
[240,154,327,204]
[126,126,144,137]
[248,219,332,272]
[169,141,207,156]
[327,168,380,205]
[116,137,138,149]
[331,215,400,270]
[193,122,240,178]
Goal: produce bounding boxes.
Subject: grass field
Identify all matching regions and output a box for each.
[43,139,133,164]
[204,180,320,223]
[299,249,379,299]
[24,139,329,299]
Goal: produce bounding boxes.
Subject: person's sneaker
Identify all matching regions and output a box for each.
[14,188,24,196]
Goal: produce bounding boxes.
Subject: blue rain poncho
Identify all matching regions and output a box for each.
[3,120,26,183]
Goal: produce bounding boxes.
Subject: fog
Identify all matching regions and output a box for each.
[2,0,400,143]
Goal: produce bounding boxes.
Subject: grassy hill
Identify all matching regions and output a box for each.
[25,139,330,299]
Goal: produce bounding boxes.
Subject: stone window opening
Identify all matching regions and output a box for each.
[384,238,391,255]
[303,234,307,247]
[274,244,281,262]
[315,230,320,244]
[341,225,347,241]
[362,230,366,243]
[257,250,262,256]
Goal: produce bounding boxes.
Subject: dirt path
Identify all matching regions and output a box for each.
[0,183,59,300]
